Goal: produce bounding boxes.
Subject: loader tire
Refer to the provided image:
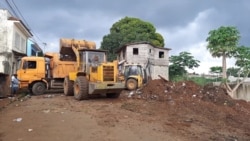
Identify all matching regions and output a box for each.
[64,76,74,96]
[74,76,89,100]
[126,79,138,90]
[106,93,120,98]
[32,82,46,95]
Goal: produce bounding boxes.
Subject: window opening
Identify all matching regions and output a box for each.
[133,48,138,55]
[159,51,164,58]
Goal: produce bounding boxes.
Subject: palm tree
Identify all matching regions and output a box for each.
[206,26,240,79]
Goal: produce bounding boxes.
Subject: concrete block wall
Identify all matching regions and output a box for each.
[235,83,250,101]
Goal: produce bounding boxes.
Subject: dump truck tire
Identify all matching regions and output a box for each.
[32,82,46,95]
[126,79,138,90]
[74,76,89,100]
[106,93,120,98]
[64,76,74,96]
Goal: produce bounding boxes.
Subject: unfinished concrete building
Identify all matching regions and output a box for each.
[116,42,171,80]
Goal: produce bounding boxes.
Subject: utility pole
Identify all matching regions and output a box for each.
[43,42,47,53]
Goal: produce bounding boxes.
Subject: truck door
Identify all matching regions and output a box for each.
[18,60,38,83]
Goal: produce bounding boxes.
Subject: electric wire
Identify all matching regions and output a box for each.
[10,0,30,29]
[3,0,45,50]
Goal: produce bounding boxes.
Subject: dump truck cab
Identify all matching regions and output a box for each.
[17,56,47,94]
[17,53,77,95]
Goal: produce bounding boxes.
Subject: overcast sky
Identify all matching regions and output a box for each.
[1,0,250,74]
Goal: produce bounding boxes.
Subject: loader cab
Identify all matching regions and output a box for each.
[79,49,106,74]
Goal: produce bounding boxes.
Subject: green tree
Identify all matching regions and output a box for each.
[169,51,200,80]
[225,46,250,97]
[209,66,222,75]
[227,67,240,77]
[101,17,164,61]
[206,26,240,79]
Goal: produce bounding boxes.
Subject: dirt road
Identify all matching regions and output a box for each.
[1,80,250,141]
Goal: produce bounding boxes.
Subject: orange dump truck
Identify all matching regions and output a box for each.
[16,52,76,95]
[16,38,95,95]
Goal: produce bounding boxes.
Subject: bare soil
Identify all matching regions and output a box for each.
[0,79,250,141]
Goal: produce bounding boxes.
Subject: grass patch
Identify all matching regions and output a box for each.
[170,75,222,86]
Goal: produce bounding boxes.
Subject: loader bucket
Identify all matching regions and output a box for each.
[60,38,96,55]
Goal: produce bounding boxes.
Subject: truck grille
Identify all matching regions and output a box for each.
[103,66,114,81]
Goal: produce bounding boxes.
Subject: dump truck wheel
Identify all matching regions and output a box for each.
[126,79,138,90]
[64,76,74,96]
[106,93,120,98]
[74,76,89,100]
[32,82,46,95]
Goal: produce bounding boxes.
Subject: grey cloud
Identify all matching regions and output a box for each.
[11,0,250,49]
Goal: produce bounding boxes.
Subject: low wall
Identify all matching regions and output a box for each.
[235,82,250,101]
[213,82,250,101]
[0,74,10,97]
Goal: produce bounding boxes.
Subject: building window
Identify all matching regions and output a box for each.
[21,38,25,51]
[15,32,20,49]
[133,48,138,55]
[14,32,25,52]
[159,51,164,58]
[31,49,36,56]
[149,49,151,53]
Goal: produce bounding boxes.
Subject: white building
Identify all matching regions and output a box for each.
[0,9,32,97]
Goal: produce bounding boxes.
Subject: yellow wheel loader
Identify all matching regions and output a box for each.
[60,38,125,100]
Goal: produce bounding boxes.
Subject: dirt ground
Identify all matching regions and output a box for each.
[0,79,250,141]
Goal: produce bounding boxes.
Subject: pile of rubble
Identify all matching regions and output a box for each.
[128,79,232,104]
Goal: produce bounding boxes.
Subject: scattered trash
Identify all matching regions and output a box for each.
[43,95,54,98]
[13,118,22,122]
[43,109,50,113]
[28,129,33,132]
[135,89,142,94]
[128,91,134,98]
[182,82,186,87]
[184,118,193,123]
